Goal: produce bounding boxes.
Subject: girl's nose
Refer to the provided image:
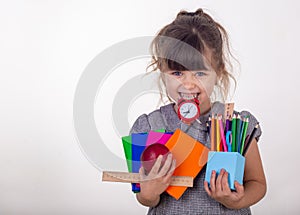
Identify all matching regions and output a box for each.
[182,73,197,89]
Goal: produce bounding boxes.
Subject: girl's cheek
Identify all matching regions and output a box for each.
[204,84,215,96]
[198,78,215,96]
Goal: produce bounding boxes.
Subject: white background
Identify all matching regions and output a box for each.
[1,0,300,214]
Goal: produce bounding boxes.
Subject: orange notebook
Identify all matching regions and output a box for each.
[165,129,209,200]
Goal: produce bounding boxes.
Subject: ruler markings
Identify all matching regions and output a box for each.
[102,171,193,187]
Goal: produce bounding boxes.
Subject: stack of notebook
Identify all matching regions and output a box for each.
[122,129,209,200]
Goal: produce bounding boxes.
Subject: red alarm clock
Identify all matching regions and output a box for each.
[177,98,200,124]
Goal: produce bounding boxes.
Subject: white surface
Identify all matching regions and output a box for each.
[1,0,300,214]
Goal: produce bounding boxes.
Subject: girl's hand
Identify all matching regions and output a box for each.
[204,169,245,209]
[138,153,176,203]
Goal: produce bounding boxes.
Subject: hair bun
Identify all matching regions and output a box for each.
[195,8,204,16]
[177,10,189,17]
[177,9,204,18]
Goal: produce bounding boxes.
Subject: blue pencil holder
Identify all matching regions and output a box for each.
[205,152,245,190]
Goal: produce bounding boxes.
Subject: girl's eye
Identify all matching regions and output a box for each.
[171,71,183,76]
[194,71,207,77]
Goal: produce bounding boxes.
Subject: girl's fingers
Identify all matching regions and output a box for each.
[162,159,176,185]
[169,159,176,175]
[234,181,244,194]
[148,155,163,178]
[204,181,212,196]
[216,169,224,191]
[221,171,231,193]
[157,153,173,177]
[165,159,176,179]
[139,166,146,179]
[209,170,217,192]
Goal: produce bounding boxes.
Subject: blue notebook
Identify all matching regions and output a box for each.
[131,133,148,192]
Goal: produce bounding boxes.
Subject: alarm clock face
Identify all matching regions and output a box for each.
[178,100,200,124]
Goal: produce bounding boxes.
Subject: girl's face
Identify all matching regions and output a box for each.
[162,67,217,115]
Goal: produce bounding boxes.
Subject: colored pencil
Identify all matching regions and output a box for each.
[206,121,210,134]
[231,114,237,152]
[225,116,231,134]
[242,135,250,154]
[242,123,259,156]
[210,114,215,151]
[216,115,220,152]
[207,115,211,134]
[236,114,242,153]
[240,117,249,155]
[218,115,228,152]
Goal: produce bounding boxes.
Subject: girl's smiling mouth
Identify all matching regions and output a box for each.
[179,92,200,100]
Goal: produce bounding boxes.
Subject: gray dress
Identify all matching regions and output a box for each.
[130,102,262,215]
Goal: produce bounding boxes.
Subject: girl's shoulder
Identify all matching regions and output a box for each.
[129,103,176,134]
[235,109,262,142]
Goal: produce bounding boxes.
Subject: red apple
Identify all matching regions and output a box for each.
[140,143,170,174]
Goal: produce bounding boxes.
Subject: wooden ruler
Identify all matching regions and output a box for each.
[224,103,235,119]
[102,171,193,187]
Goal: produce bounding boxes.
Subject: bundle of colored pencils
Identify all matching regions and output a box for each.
[206,114,259,156]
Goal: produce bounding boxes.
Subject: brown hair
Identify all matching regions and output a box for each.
[148,8,237,102]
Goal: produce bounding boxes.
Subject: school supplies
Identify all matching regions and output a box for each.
[121,129,209,200]
[224,103,235,119]
[131,132,148,192]
[226,131,232,152]
[205,103,259,190]
[164,129,209,199]
[218,115,228,152]
[102,171,193,187]
[216,115,220,152]
[231,114,237,152]
[242,123,259,156]
[210,115,215,151]
[209,112,252,155]
[205,152,245,190]
[236,114,242,153]
[122,130,170,192]
[240,117,249,155]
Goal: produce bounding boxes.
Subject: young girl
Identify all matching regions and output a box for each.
[130,8,266,214]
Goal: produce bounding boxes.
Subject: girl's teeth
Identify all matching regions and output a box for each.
[180,93,198,99]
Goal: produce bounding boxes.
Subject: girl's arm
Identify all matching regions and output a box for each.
[136,154,176,207]
[204,139,267,209]
[234,139,267,208]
